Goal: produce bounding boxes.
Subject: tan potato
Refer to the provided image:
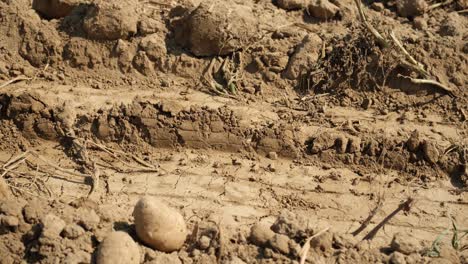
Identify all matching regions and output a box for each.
[133,196,187,252]
[96,231,140,264]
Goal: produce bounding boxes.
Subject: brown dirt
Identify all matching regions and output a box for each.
[0,0,467,263]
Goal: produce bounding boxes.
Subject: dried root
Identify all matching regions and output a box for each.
[353,0,456,97]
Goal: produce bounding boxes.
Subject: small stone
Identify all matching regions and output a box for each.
[390,232,422,255]
[250,224,275,246]
[267,152,278,160]
[41,214,66,239]
[422,140,439,164]
[406,130,420,152]
[389,251,407,264]
[371,2,384,12]
[269,233,291,255]
[198,235,211,250]
[62,224,85,239]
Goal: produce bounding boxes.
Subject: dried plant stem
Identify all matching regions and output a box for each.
[354,0,388,47]
[299,227,330,264]
[427,0,453,11]
[398,74,455,96]
[389,31,429,77]
[0,76,32,88]
[29,150,90,178]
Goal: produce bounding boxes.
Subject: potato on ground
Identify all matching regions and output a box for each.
[96,231,140,264]
[133,196,187,252]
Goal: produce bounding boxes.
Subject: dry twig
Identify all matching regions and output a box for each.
[86,140,159,172]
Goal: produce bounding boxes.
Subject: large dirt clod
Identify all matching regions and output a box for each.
[284,33,322,80]
[390,232,423,255]
[396,0,428,18]
[174,1,260,56]
[19,11,63,67]
[406,130,421,152]
[133,196,187,252]
[96,231,140,264]
[422,140,439,164]
[83,0,138,40]
[249,224,275,246]
[276,0,306,10]
[307,0,340,20]
[139,34,167,61]
[32,0,81,19]
[41,214,66,239]
[0,178,11,200]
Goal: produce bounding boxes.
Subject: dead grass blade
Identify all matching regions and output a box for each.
[0,76,32,88]
[299,227,330,264]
